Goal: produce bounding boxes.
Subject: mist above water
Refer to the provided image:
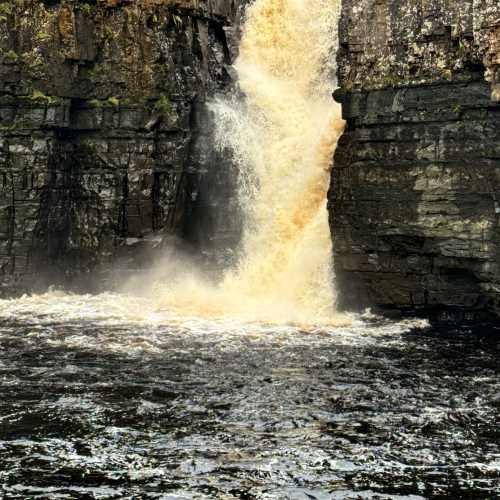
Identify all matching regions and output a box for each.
[1,3,499,498]
[155,0,347,325]
[0,0,346,328]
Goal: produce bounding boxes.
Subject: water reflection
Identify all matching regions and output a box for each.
[0,294,499,499]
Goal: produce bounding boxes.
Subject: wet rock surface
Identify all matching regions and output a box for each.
[0,297,499,498]
[330,0,500,324]
[0,0,245,293]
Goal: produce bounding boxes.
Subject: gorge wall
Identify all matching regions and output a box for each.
[3,0,500,328]
[330,0,500,324]
[0,0,244,294]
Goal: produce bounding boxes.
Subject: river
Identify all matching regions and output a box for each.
[0,293,498,499]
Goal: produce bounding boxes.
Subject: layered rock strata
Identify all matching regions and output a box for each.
[330,0,500,324]
[0,0,244,292]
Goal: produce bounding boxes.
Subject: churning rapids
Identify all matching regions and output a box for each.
[0,0,500,499]
[0,294,499,499]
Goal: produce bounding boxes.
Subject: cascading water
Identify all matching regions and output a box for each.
[1,4,499,497]
[0,0,347,328]
[156,0,347,325]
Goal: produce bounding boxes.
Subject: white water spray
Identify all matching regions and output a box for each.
[156,0,347,325]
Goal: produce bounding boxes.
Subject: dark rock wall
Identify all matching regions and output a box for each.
[0,0,244,293]
[330,0,500,324]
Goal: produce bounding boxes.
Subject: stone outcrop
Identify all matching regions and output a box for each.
[0,0,245,293]
[330,0,500,324]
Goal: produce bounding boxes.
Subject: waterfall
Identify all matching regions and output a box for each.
[156,0,347,325]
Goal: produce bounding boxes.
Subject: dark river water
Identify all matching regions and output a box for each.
[0,293,499,499]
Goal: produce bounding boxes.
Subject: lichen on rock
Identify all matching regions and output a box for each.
[330,0,500,326]
[0,0,245,293]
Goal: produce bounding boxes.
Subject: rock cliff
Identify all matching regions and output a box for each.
[330,0,500,324]
[0,0,244,293]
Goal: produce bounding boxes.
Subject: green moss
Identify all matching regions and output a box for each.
[89,99,103,109]
[20,48,44,77]
[0,2,13,21]
[29,89,58,105]
[4,49,18,62]
[154,94,172,115]
[79,138,96,150]
[77,4,94,17]
[88,97,122,108]
[103,23,114,40]
[172,13,182,29]
[106,96,119,107]
[35,29,51,43]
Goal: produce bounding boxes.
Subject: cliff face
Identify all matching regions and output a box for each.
[330,0,500,324]
[0,0,244,293]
